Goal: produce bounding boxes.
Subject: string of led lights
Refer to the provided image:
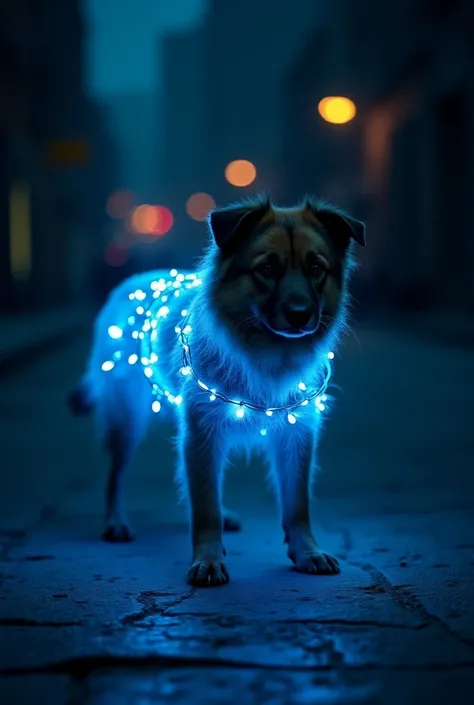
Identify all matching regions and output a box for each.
[101,269,334,430]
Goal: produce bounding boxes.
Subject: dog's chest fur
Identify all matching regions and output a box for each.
[95,268,329,446]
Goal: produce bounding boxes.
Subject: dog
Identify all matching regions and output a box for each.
[68,195,365,587]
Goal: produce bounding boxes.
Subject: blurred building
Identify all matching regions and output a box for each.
[157,0,325,266]
[158,23,209,265]
[202,0,326,205]
[281,0,474,314]
[108,92,158,204]
[0,0,120,313]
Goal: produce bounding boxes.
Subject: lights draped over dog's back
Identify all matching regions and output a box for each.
[99,269,335,433]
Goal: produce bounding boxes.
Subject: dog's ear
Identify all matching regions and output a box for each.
[209,197,271,250]
[303,198,366,248]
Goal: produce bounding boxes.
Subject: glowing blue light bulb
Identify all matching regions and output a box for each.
[236,407,245,419]
[108,325,123,340]
[158,306,170,317]
[128,354,138,365]
[152,401,161,413]
[328,351,335,360]
[287,413,296,424]
[260,429,267,436]
[170,269,178,277]
[136,305,145,315]
[144,367,153,378]
[265,410,273,417]
[181,309,188,316]
[298,381,307,391]
[101,361,114,372]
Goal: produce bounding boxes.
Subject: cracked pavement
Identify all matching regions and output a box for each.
[1,329,474,704]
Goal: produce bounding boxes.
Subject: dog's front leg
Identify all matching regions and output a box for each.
[270,425,340,575]
[179,406,229,587]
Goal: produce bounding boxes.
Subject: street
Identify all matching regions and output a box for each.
[1,326,474,704]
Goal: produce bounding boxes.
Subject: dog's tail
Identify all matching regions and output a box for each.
[67,375,95,417]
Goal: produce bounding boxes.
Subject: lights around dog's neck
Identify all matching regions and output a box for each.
[101,269,334,432]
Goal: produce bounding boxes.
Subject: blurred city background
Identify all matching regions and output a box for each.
[2,0,474,329]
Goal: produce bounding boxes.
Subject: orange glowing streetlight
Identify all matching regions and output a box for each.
[318,96,356,125]
[225,159,257,187]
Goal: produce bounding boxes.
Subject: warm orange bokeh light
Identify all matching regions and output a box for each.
[186,192,216,221]
[130,205,173,236]
[224,159,257,187]
[318,96,356,125]
[106,189,135,219]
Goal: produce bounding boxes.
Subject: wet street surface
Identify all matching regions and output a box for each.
[1,328,474,704]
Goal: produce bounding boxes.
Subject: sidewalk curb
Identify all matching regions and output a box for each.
[0,323,90,377]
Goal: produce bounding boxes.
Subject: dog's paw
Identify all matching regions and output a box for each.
[102,523,135,543]
[286,530,340,575]
[291,549,340,575]
[187,559,230,587]
[223,507,242,532]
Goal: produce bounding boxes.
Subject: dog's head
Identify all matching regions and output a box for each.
[207,195,365,353]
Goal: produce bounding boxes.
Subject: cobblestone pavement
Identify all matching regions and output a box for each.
[1,329,473,704]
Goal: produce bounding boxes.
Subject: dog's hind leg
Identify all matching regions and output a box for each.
[102,426,136,543]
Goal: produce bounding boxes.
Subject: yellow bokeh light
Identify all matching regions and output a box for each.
[318,96,356,125]
[186,192,216,221]
[225,159,257,187]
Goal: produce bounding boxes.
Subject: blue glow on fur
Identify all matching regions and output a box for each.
[99,268,334,435]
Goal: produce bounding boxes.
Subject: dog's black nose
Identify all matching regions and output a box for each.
[283,303,313,329]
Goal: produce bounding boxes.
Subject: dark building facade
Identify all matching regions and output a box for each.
[158,24,209,266]
[0,0,119,312]
[281,0,474,313]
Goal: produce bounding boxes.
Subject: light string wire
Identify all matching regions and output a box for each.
[101,269,335,425]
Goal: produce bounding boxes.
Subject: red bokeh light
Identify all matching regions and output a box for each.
[148,205,174,235]
[130,205,174,236]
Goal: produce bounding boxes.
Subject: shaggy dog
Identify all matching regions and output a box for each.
[68,196,365,587]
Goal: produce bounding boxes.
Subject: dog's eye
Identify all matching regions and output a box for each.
[258,258,279,276]
[307,258,327,279]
